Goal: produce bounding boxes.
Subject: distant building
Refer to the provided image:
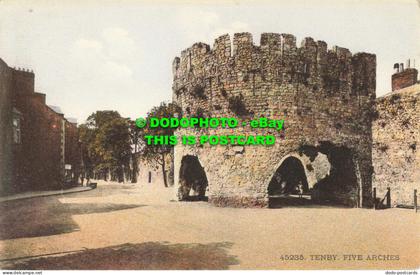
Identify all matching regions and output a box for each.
[392,61,418,91]
[373,61,420,207]
[0,58,81,194]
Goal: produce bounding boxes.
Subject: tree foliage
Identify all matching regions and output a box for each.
[128,120,144,183]
[78,103,181,186]
[79,111,131,182]
[140,102,182,187]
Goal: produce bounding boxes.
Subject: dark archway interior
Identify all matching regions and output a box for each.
[299,142,359,207]
[268,157,309,197]
[178,155,208,201]
[311,146,359,206]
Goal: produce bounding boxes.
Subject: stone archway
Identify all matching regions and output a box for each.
[268,156,310,207]
[268,156,309,195]
[268,144,360,207]
[177,155,208,201]
[310,146,360,207]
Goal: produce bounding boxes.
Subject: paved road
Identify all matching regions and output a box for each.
[0,181,419,270]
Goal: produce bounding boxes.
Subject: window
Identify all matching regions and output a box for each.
[12,116,21,144]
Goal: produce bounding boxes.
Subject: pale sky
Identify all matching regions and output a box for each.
[0,0,419,123]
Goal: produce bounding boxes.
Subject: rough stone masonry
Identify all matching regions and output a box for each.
[172,32,376,208]
[373,82,420,207]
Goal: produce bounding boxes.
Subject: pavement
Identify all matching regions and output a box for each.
[0,186,94,203]
[0,181,419,270]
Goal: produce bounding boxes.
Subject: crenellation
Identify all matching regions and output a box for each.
[351,52,376,96]
[300,37,318,69]
[260,33,281,50]
[213,34,232,64]
[280,33,297,54]
[332,45,352,59]
[299,38,316,76]
[333,46,353,86]
[232,32,254,57]
[316,40,328,63]
[174,33,375,98]
[189,43,211,74]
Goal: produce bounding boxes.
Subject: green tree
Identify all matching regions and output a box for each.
[129,120,143,183]
[141,102,181,187]
[79,111,132,182]
[95,117,132,182]
[78,124,97,182]
[86,110,121,129]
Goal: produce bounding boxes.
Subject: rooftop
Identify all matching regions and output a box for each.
[48,105,64,115]
[379,83,420,98]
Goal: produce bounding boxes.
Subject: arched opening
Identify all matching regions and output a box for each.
[311,146,359,207]
[178,155,208,201]
[268,156,310,207]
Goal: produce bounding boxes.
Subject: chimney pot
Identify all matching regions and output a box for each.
[394,63,399,73]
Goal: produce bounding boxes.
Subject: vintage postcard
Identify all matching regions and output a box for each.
[0,0,419,273]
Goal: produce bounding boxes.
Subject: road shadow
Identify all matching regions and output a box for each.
[0,197,144,240]
[3,242,239,270]
[183,196,209,202]
[268,196,352,209]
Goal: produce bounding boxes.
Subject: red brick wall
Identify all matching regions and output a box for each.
[13,91,65,191]
[0,65,73,193]
[11,68,66,191]
[0,60,13,194]
[392,68,418,91]
[12,69,35,96]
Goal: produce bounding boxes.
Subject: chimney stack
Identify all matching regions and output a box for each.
[392,60,418,91]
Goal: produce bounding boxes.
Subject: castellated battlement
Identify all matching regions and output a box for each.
[173,33,375,99]
[172,32,376,209]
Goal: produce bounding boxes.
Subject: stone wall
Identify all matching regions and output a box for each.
[372,84,420,206]
[137,153,174,186]
[172,32,376,207]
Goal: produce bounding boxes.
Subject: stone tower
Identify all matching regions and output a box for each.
[172,32,376,208]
